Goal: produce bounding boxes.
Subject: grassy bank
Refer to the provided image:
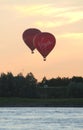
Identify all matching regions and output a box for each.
[0,97,83,107]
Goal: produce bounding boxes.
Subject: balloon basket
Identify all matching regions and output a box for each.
[31,51,34,54]
[43,58,46,61]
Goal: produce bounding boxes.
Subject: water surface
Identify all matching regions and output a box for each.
[0,107,83,130]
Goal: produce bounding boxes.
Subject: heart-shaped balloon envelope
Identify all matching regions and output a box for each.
[22,28,41,53]
[33,32,56,60]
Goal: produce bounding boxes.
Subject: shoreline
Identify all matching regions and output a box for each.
[0,97,83,107]
[0,104,83,107]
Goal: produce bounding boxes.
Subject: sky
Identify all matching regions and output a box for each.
[0,0,83,81]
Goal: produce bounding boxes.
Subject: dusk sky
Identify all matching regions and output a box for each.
[0,0,83,81]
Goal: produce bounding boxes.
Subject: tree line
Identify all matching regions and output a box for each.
[0,72,83,98]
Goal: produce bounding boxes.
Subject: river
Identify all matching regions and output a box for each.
[0,107,83,130]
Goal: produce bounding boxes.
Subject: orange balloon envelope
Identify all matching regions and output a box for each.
[33,32,56,60]
[22,28,41,53]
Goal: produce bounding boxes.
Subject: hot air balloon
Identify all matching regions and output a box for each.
[22,28,41,53]
[33,32,56,60]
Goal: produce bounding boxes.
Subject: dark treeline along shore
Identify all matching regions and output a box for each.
[0,72,83,107]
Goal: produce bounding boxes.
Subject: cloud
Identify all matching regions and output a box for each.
[14,4,52,16]
[0,1,83,27]
[58,33,83,39]
[14,3,83,28]
[35,21,63,28]
[0,1,83,37]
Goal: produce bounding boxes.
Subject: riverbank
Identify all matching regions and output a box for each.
[0,97,83,107]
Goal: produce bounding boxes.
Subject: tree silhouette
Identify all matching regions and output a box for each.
[0,72,83,98]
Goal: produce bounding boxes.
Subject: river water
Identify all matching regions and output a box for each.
[0,107,83,130]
